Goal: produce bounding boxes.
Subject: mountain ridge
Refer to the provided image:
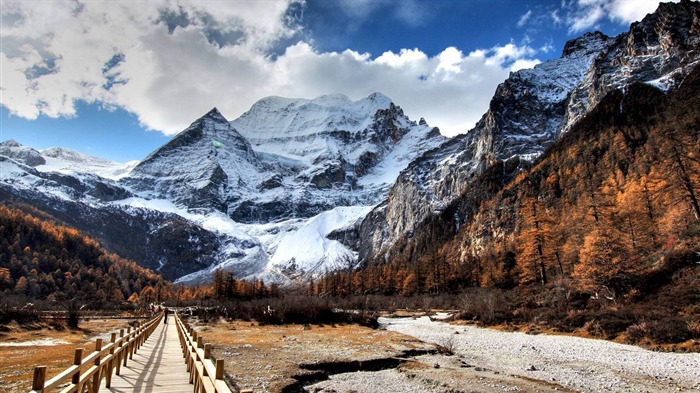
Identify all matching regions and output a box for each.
[356,0,700,266]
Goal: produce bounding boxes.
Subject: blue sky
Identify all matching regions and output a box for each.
[0,0,671,162]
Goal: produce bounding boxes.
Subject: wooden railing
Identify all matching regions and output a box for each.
[29,313,163,393]
[174,313,233,393]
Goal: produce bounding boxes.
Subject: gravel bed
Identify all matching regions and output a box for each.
[306,369,444,393]
[381,316,700,392]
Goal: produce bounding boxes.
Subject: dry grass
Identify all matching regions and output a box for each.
[189,317,433,393]
[0,319,133,393]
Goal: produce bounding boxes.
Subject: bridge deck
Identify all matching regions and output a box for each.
[99,319,190,393]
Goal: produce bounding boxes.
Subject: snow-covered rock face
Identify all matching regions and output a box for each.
[39,146,137,180]
[122,108,258,212]
[122,94,444,226]
[228,92,444,223]
[0,140,46,167]
[563,0,700,134]
[360,0,700,263]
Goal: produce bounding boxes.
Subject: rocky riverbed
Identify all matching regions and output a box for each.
[306,316,700,393]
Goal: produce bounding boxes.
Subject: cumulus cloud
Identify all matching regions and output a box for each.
[1,0,540,137]
[566,0,676,33]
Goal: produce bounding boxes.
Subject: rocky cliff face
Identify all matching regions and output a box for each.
[359,0,700,264]
[563,0,700,134]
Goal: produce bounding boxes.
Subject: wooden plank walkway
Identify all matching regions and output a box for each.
[99,319,191,393]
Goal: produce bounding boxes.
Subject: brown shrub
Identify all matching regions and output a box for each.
[645,317,693,343]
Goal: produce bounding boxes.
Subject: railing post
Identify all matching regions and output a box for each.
[189,330,196,384]
[124,327,131,365]
[72,348,84,389]
[216,358,225,386]
[116,329,124,375]
[204,343,211,359]
[92,338,102,393]
[31,366,46,392]
[129,325,136,360]
[106,332,117,388]
[134,322,141,350]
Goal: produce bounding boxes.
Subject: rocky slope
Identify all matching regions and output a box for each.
[357,0,700,264]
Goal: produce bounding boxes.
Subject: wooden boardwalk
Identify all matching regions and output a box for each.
[99,319,191,393]
[30,313,231,393]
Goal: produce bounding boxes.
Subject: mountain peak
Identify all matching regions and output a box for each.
[366,91,391,102]
[562,31,610,57]
[0,139,46,167]
[627,0,700,54]
[200,107,228,123]
[0,139,21,148]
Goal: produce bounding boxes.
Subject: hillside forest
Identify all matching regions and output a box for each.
[0,204,173,308]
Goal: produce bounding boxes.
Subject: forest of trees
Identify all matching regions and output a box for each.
[0,204,174,308]
[210,268,280,300]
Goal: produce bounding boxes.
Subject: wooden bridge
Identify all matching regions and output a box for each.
[28,313,234,393]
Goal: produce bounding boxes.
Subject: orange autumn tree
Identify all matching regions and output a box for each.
[573,223,632,296]
[515,197,559,285]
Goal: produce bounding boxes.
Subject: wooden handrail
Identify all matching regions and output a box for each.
[174,313,231,393]
[29,313,163,393]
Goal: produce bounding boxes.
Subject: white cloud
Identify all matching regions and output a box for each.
[1,0,540,138]
[566,0,676,33]
[551,9,563,25]
[517,10,533,28]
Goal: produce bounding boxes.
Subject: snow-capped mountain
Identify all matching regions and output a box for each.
[122,108,260,213]
[123,93,444,282]
[0,93,444,283]
[357,0,700,264]
[122,93,443,225]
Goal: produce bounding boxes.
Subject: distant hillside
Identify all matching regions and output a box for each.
[0,204,170,306]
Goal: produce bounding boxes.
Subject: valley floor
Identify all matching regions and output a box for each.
[3,315,698,393]
[199,314,700,393]
[314,316,700,393]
